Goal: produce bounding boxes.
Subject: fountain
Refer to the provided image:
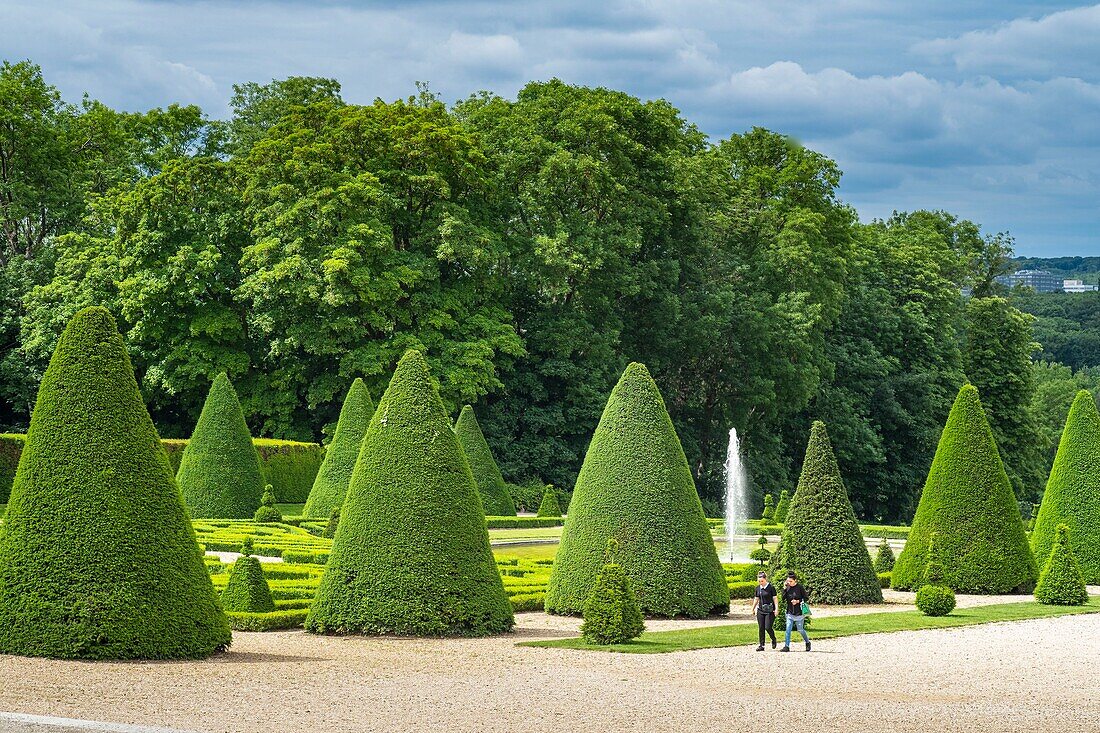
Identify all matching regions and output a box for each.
[723,427,751,562]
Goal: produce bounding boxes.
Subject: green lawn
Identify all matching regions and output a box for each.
[488,526,563,542]
[521,598,1100,653]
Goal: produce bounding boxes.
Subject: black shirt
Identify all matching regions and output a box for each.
[783,583,807,616]
[754,583,777,614]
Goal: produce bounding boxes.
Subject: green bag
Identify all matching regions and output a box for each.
[801,600,812,616]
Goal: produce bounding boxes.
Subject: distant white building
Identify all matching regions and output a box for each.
[1063,279,1098,293]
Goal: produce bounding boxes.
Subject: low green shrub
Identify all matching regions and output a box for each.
[728,581,759,600]
[915,585,956,616]
[536,485,562,518]
[1034,524,1089,606]
[874,539,896,573]
[226,609,309,631]
[253,485,282,523]
[510,592,546,612]
[485,516,563,529]
[508,480,572,514]
[220,541,276,613]
[580,542,645,645]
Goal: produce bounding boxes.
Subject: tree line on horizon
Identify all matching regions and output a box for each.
[2,59,1099,521]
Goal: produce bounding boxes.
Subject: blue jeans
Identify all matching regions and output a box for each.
[785,613,809,647]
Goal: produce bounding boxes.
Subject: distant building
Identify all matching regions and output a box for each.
[995,269,1061,293]
[1063,279,1098,293]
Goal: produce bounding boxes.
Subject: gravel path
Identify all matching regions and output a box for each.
[0,598,1097,733]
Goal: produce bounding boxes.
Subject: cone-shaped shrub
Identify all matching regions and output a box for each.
[1031,391,1100,583]
[873,539,895,574]
[536,485,562,518]
[545,363,729,617]
[253,485,281,523]
[581,540,645,645]
[0,307,230,659]
[303,378,374,518]
[768,422,882,604]
[915,535,955,616]
[177,373,264,519]
[323,506,341,539]
[305,350,514,636]
[775,490,791,524]
[454,405,516,516]
[892,385,1037,593]
[1034,524,1089,606]
[221,543,276,613]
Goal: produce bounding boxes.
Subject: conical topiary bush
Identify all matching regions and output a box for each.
[303,378,374,518]
[305,350,514,636]
[1034,524,1089,606]
[0,307,230,659]
[536,485,562,518]
[775,489,791,524]
[253,485,281,523]
[1031,390,1100,583]
[892,384,1037,593]
[874,538,895,574]
[221,540,276,613]
[768,421,882,604]
[454,405,516,516]
[580,540,645,645]
[177,373,264,518]
[545,362,729,618]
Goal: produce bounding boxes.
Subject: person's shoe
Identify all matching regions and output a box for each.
[780,646,790,652]
[755,645,765,652]
[771,640,777,650]
[805,641,812,652]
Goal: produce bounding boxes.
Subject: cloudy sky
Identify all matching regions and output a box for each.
[3,1,1098,256]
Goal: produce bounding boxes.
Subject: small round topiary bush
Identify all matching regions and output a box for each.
[915,584,956,617]
[1034,524,1089,606]
[874,538,895,573]
[536,485,562,518]
[253,485,282,523]
[581,540,645,645]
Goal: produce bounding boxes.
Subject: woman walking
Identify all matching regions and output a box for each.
[781,571,811,652]
[751,571,778,651]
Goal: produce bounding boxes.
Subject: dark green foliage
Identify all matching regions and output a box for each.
[769,422,882,604]
[253,485,282,523]
[0,434,23,504]
[323,506,340,539]
[0,307,230,659]
[454,405,516,516]
[306,350,514,637]
[761,493,776,522]
[874,539,896,574]
[545,363,729,618]
[580,541,645,645]
[303,378,374,518]
[220,555,276,613]
[256,440,324,503]
[774,490,790,524]
[536,485,562,518]
[892,385,1038,593]
[1031,390,1100,583]
[177,373,265,518]
[1034,524,1089,606]
[915,585,956,616]
[507,480,572,514]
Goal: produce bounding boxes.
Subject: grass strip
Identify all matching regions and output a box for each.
[520,598,1100,654]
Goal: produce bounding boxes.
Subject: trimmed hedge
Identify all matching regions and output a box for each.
[165,438,323,505]
[536,485,562,518]
[303,378,374,518]
[487,516,563,529]
[892,384,1038,593]
[581,549,645,645]
[0,307,230,659]
[770,421,882,605]
[546,362,729,618]
[226,609,309,632]
[1034,524,1089,606]
[0,434,24,505]
[177,373,265,519]
[1031,390,1100,584]
[221,554,276,613]
[306,350,515,637]
[454,405,516,516]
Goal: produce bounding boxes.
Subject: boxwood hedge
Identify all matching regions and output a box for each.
[1031,390,1100,584]
[0,307,230,659]
[892,384,1037,593]
[306,350,514,637]
[303,378,374,518]
[454,405,516,516]
[545,362,729,618]
[769,421,882,605]
[1034,524,1089,606]
[177,373,265,519]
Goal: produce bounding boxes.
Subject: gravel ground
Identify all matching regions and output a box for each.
[1,594,1097,733]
